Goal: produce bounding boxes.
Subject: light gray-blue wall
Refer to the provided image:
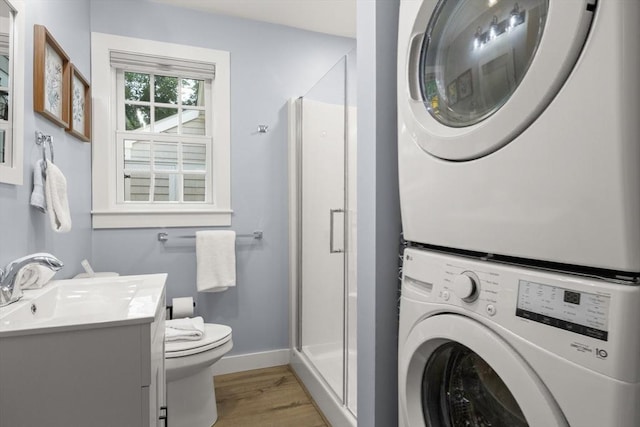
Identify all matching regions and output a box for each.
[357,0,401,425]
[89,0,356,356]
[0,0,92,278]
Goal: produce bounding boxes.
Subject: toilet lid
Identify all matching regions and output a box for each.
[165,323,232,358]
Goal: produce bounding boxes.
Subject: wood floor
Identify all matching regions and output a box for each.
[213,365,330,427]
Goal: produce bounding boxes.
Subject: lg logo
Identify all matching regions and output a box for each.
[596,348,608,359]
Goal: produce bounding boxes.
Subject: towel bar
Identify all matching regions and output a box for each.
[157,230,263,242]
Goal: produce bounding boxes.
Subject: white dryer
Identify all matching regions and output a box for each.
[398,248,640,426]
[397,0,640,273]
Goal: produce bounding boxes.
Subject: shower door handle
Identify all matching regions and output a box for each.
[330,208,345,254]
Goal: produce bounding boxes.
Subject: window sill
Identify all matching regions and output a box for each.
[92,209,233,229]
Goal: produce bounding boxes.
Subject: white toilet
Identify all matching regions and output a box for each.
[165,323,233,427]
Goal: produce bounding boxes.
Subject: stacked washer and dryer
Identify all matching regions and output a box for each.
[397,0,640,426]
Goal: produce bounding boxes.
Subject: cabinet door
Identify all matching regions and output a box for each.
[149,302,167,426]
[150,361,166,426]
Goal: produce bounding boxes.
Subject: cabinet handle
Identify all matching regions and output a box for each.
[329,208,345,254]
[159,405,168,426]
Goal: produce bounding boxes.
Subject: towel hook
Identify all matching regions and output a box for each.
[35,131,54,174]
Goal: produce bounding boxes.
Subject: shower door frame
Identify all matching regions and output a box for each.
[288,93,357,427]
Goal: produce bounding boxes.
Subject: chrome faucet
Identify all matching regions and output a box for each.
[0,253,63,307]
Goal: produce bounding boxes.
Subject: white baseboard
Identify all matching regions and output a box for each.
[212,348,290,376]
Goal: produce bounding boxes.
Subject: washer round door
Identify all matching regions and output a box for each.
[399,0,596,160]
[398,314,568,426]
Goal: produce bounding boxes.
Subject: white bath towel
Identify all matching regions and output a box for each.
[165,316,205,342]
[30,160,47,213]
[16,264,57,290]
[196,230,236,292]
[44,160,72,233]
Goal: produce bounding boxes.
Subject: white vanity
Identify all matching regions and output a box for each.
[0,274,167,426]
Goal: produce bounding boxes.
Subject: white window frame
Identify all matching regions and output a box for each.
[90,32,231,228]
[0,0,24,185]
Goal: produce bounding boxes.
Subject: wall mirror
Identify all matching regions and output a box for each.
[0,0,24,185]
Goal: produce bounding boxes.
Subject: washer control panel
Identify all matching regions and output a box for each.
[516,280,610,341]
[402,248,613,339]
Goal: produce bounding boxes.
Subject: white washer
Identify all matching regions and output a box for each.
[397,0,640,273]
[398,248,640,426]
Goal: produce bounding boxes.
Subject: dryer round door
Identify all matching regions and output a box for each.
[399,0,596,160]
[399,314,568,426]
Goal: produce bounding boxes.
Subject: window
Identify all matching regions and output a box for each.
[118,72,209,203]
[91,33,231,228]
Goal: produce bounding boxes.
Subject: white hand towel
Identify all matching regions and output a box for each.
[165,316,205,342]
[16,264,57,290]
[44,160,72,233]
[196,230,236,292]
[30,160,47,212]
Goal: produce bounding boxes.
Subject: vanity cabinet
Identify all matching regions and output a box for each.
[0,289,166,427]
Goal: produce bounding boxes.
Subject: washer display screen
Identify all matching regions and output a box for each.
[516,280,610,341]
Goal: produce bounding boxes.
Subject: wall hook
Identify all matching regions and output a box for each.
[257,124,269,133]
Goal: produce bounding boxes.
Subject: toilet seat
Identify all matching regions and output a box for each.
[166,323,232,358]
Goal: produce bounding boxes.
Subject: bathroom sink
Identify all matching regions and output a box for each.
[0,274,166,337]
[0,273,167,426]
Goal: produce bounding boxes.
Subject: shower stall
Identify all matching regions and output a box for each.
[288,51,357,426]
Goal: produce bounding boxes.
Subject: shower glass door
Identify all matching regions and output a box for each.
[298,56,347,403]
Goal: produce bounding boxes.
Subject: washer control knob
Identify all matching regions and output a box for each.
[486,304,497,316]
[452,273,479,303]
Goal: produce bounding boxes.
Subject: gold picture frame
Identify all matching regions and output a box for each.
[33,24,70,128]
[66,64,91,142]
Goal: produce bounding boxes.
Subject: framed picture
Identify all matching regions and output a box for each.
[66,64,91,142]
[447,80,458,106]
[457,69,473,101]
[33,24,70,128]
